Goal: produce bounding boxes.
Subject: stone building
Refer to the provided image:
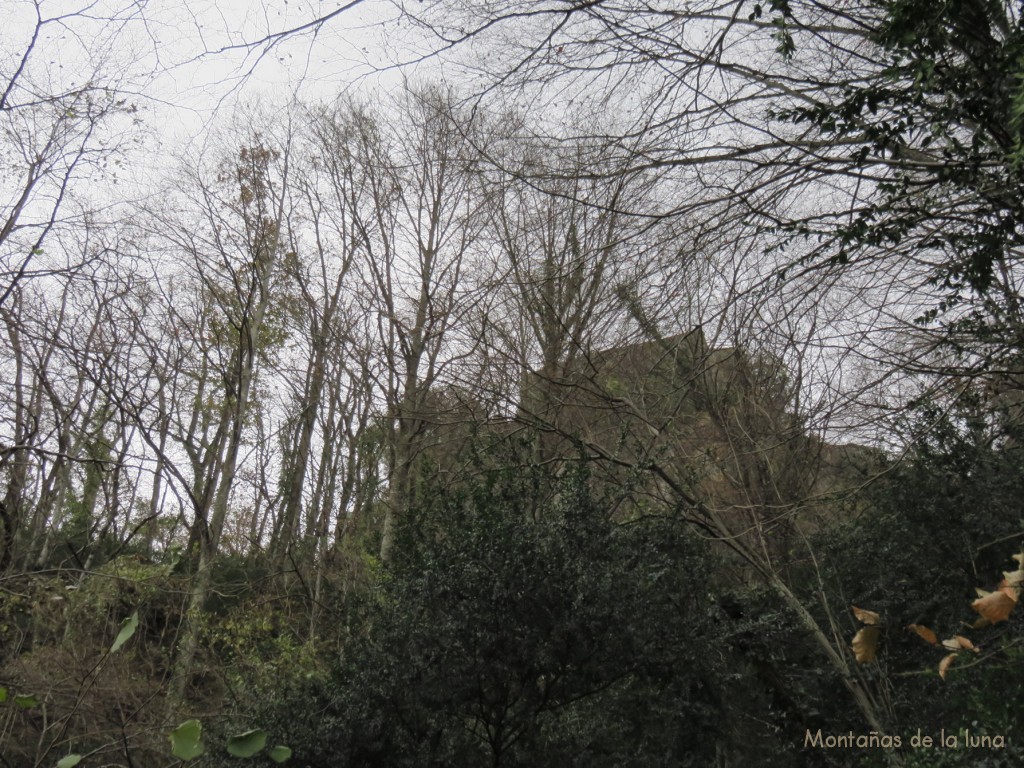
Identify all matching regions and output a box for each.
[517,328,878,558]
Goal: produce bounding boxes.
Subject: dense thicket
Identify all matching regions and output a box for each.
[237,466,721,767]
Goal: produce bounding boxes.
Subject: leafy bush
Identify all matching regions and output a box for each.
[248,466,726,767]
[812,399,1024,765]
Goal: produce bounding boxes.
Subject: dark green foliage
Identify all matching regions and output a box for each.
[813,397,1024,764]
[253,466,726,767]
[779,0,1024,364]
[822,398,1024,633]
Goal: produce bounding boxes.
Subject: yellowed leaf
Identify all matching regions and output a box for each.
[938,653,957,680]
[976,587,992,599]
[1002,570,1024,587]
[968,616,992,630]
[943,635,976,652]
[954,635,978,652]
[852,626,881,663]
[972,589,1017,624]
[907,624,938,645]
[852,606,881,626]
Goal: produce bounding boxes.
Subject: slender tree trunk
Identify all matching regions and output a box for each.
[1,306,33,572]
[273,338,326,562]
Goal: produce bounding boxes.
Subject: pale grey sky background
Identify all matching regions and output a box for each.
[0,0,938,447]
[4,1,445,193]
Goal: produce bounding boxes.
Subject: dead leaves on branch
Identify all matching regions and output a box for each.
[970,587,1017,625]
[966,556,1021,629]
[852,606,881,626]
[905,629,982,679]
[852,626,882,663]
[852,550,1023,679]
[850,605,882,663]
[904,625,976,678]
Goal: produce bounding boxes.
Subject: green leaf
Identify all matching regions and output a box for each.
[268,745,292,763]
[0,686,7,703]
[169,719,204,761]
[56,756,83,768]
[14,694,39,709]
[110,611,139,653]
[226,728,267,758]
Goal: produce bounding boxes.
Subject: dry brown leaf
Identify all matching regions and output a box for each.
[969,616,992,629]
[971,589,1017,624]
[943,635,976,652]
[1002,570,1024,587]
[954,635,978,652]
[1012,553,1023,565]
[938,653,957,680]
[852,606,881,626]
[852,626,881,663]
[937,634,970,651]
[907,624,938,645]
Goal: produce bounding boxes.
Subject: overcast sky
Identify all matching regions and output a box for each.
[4,0,456,192]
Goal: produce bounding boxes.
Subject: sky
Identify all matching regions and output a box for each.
[3,1,443,191]
[1,0,942,447]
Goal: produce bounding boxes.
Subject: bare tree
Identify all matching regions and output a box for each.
[96,125,296,713]
[0,1,152,573]
[308,87,490,561]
